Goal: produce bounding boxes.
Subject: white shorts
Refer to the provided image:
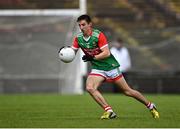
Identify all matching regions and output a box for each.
[89,68,123,82]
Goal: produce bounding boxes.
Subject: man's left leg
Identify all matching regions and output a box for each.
[114,77,159,118]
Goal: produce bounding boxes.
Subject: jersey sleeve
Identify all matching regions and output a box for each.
[98,32,108,49]
[72,37,79,50]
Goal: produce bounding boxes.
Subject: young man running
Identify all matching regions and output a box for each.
[71,14,159,119]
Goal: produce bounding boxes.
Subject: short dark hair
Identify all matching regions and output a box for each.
[77,14,91,23]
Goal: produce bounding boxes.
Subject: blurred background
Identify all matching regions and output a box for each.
[0,0,180,94]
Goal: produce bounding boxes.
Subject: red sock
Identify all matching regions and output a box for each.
[146,102,151,108]
[104,106,113,112]
[146,102,154,109]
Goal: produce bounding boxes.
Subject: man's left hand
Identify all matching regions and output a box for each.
[82,55,94,62]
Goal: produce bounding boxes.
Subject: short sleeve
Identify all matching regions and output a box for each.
[72,37,79,50]
[98,32,108,49]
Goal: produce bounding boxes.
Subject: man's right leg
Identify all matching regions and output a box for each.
[86,75,117,119]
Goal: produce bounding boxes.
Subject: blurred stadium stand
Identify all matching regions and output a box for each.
[0,0,180,93]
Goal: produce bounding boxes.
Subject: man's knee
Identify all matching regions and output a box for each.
[86,85,96,93]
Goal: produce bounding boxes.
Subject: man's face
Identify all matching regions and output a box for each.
[78,20,92,34]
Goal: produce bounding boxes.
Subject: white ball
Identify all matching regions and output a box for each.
[58,47,75,63]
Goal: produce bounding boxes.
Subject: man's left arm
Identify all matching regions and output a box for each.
[94,32,110,60]
[94,46,110,60]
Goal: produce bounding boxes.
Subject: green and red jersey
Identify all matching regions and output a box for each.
[72,29,120,71]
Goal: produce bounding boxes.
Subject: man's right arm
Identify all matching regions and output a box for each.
[71,37,79,54]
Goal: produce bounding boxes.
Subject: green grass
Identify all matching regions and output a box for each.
[0,94,180,128]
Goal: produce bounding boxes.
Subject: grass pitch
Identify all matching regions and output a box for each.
[0,94,179,128]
